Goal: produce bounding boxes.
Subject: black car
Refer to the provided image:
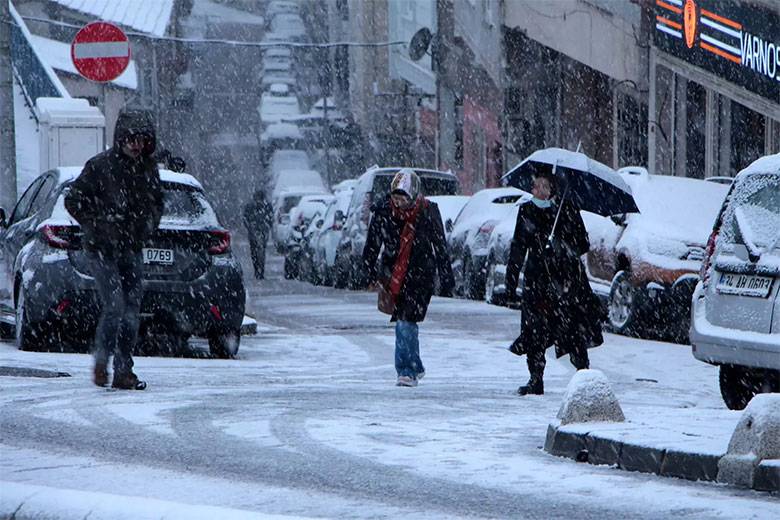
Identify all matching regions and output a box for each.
[0,167,245,358]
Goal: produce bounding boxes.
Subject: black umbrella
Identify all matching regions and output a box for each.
[501,147,640,217]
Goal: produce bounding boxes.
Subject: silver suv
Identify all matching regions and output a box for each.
[690,154,780,410]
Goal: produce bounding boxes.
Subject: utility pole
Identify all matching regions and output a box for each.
[0,0,18,210]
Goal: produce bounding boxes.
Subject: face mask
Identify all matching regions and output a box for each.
[532,197,553,209]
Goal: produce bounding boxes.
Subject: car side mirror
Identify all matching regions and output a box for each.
[610,214,627,226]
[316,219,324,228]
[445,219,454,233]
[0,207,6,228]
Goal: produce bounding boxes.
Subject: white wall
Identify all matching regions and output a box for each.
[387,0,436,95]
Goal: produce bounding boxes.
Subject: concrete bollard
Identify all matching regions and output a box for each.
[718,393,780,490]
[557,369,625,425]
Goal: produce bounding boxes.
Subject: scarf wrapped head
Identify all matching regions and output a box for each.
[390,168,421,200]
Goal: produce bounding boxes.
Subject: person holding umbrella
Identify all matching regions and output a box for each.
[504,170,604,395]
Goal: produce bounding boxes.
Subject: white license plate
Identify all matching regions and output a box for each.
[716,272,774,298]
[143,248,174,265]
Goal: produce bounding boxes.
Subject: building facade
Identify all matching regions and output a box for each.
[650,0,780,178]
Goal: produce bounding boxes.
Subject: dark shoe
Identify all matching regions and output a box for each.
[517,378,544,396]
[93,364,109,387]
[112,372,147,390]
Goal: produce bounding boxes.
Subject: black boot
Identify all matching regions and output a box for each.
[517,377,544,396]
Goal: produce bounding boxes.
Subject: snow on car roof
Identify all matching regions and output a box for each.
[261,123,304,141]
[736,153,780,179]
[367,167,457,180]
[272,169,328,196]
[56,167,203,190]
[625,174,730,242]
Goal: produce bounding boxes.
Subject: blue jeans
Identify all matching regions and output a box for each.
[395,321,424,378]
[86,251,143,375]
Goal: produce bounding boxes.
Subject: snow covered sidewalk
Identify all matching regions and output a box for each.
[544,372,779,491]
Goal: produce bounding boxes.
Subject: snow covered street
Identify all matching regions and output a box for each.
[1,247,778,519]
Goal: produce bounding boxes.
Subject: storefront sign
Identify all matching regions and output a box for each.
[654,0,780,103]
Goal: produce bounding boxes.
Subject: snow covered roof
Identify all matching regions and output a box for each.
[56,167,203,190]
[29,34,137,90]
[49,0,175,37]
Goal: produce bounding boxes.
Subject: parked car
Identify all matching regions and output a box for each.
[309,190,353,287]
[258,93,300,127]
[584,167,730,341]
[337,166,460,289]
[448,187,527,300]
[0,167,245,358]
[283,195,334,279]
[260,124,306,166]
[690,154,780,410]
[483,198,527,306]
[427,195,469,242]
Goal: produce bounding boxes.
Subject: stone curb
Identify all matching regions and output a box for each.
[544,424,779,492]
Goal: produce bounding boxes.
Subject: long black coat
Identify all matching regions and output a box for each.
[363,200,455,323]
[243,196,273,238]
[505,199,604,357]
[65,110,164,256]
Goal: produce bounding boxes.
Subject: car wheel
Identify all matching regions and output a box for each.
[719,364,763,410]
[209,330,240,359]
[608,270,644,336]
[15,288,44,351]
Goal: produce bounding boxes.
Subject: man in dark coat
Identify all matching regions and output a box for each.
[243,190,274,279]
[363,169,455,387]
[65,109,164,390]
[505,171,603,395]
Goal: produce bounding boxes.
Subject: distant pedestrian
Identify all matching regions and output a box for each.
[505,171,603,395]
[363,169,455,387]
[65,109,164,390]
[243,190,274,279]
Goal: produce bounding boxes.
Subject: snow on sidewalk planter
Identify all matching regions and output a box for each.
[544,372,779,491]
[718,393,780,491]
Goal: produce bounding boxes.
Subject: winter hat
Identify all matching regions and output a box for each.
[390,168,421,199]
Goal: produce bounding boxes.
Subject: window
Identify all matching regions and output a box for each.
[8,177,44,226]
[161,186,220,227]
[27,175,57,217]
[730,102,766,176]
[685,81,706,179]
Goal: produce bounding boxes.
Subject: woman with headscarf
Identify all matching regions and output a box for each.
[505,171,604,395]
[362,169,455,387]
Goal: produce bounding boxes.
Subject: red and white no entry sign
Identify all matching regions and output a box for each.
[71,22,131,83]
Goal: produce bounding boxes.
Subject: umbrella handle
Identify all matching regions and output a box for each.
[547,181,570,248]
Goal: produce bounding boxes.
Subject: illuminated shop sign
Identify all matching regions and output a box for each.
[654,0,780,103]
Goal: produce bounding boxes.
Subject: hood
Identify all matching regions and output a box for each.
[114,109,157,156]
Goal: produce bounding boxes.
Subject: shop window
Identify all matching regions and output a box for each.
[617,93,648,167]
[730,102,765,175]
[685,81,706,179]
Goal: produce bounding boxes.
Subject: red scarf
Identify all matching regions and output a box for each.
[389,196,427,298]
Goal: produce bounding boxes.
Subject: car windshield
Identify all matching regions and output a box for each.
[722,173,780,252]
[281,195,303,214]
[161,185,220,227]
